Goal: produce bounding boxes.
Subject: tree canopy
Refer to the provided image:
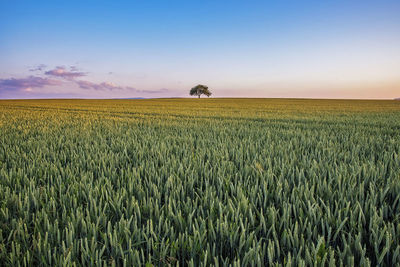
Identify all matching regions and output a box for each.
[190,84,212,98]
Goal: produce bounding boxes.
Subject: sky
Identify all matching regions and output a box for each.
[1,0,399,99]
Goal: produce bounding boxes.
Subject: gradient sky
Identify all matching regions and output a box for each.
[1,0,399,99]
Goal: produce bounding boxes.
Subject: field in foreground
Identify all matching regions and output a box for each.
[0,98,400,266]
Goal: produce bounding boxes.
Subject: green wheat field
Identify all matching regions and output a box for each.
[1,98,400,266]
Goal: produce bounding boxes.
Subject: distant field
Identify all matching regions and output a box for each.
[0,98,399,266]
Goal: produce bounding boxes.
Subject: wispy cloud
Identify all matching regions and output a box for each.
[76,80,123,91]
[69,66,79,72]
[0,76,62,92]
[76,81,169,93]
[1,65,172,98]
[29,64,47,72]
[45,66,86,79]
[139,88,169,94]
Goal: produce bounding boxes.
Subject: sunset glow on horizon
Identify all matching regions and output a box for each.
[1,0,399,99]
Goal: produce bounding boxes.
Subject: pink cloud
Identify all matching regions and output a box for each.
[45,66,86,79]
[1,65,171,98]
[76,80,124,90]
[0,76,63,92]
[139,88,169,94]
[77,81,169,93]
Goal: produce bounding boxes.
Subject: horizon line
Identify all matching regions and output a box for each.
[1,97,399,101]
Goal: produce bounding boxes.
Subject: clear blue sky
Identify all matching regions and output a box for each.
[1,0,399,99]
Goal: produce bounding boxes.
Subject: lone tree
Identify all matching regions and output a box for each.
[190,84,212,98]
